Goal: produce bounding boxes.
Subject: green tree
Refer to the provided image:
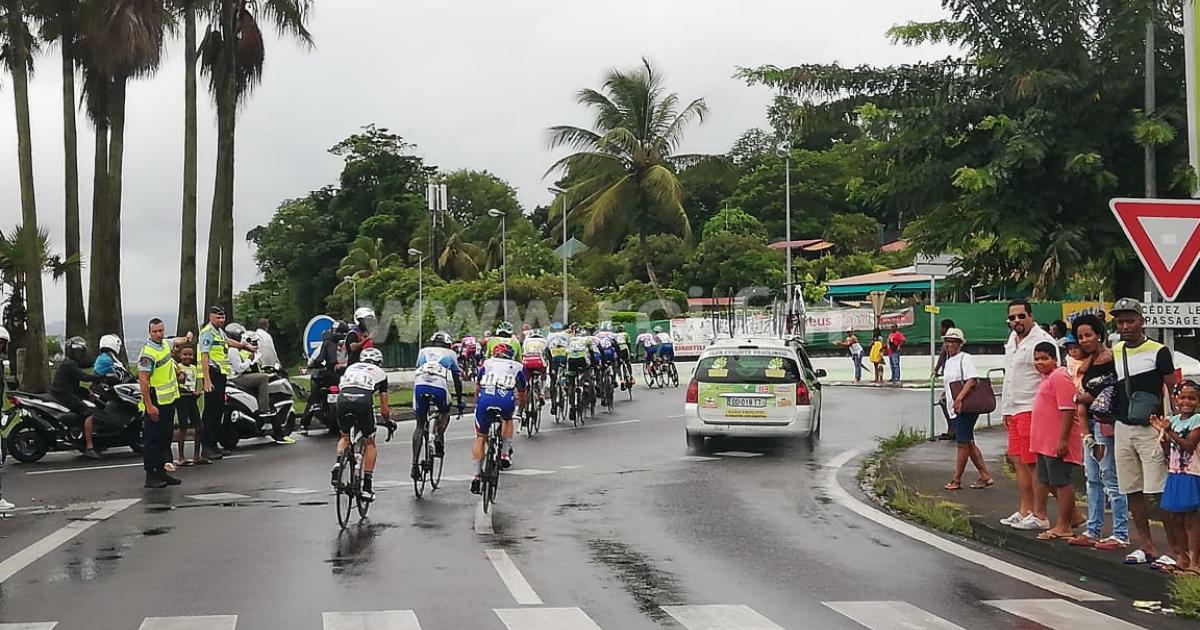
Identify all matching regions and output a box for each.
[614,234,690,288]
[443,169,523,238]
[336,236,402,281]
[682,233,784,295]
[547,59,711,311]
[700,207,767,242]
[823,212,879,252]
[0,225,78,387]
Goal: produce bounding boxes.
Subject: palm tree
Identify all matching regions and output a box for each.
[336,236,401,280]
[33,0,86,339]
[1,0,50,391]
[173,0,200,335]
[1,225,78,383]
[201,0,312,318]
[80,0,168,353]
[437,232,484,281]
[547,59,709,311]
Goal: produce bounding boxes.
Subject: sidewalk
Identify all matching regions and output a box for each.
[815,354,1006,388]
[886,428,1170,598]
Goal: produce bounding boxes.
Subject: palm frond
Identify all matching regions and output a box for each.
[640,164,689,239]
[543,151,623,178]
[656,97,708,155]
[546,125,602,152]
[257,0,312,45]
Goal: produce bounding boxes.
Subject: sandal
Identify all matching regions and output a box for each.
[944,481,962,491]
[164,462,177,473]
[1037,530,1072,541]
[1152,556,1180,574]
[1067,533,1099,547]
[178,459,195,467]
[1094,537,1130,551]
[1124,549,1151,564]
[969,478,994,489]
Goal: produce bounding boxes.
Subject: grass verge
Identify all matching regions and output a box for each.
[1171,575,1200,619]
[858,427,973,537]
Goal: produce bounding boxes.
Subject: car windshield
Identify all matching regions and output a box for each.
[696,354,800,384]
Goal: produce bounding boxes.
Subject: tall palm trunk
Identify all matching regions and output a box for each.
[5,0,50,391]
[176,3,199,335]
[87,115,109,350]
[639,233,672,317]
[59,3,86,339]
[205,0,237,317]
[105,78,127,355]
[88,77,126,358]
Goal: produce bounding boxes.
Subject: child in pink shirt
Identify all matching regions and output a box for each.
[1030,342,1083,539]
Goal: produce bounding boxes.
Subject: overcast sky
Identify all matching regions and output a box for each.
[0,0,951,332]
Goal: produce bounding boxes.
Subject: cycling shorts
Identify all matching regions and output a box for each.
[336,388,376,437]
[601,347,617,362]
[643,345,659,363]
[618,347,630,362]
[412,384,450,419]
[475,392,516,434]
[551,355,568,371]
[523,356,546,371]
[567,357,590,375]
[659,345,675,362]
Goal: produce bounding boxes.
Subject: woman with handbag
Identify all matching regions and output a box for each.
[942,328,995,490]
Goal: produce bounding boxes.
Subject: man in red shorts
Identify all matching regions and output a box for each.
[999,298,1057,530]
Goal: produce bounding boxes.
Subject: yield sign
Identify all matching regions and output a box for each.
[1110,198,1200,301]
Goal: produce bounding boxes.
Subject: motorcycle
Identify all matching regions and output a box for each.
[219,364,298,449]
[3,365,143,463]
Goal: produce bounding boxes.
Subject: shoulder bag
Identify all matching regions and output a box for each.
[1121,345,1160,426]
[950,354,996,415]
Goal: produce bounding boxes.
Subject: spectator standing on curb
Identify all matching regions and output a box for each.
[0,326,12,511]
[934,318,958,441]
[1068,315,1128,550]
[1110,297,1176,566]
[198,306,255,460]
[174,345,207,466]
[1029,342,1083,539]
[1000,298,1057,530]
[887,324,905,384]
[139,319,190,488]
[940,328,993,491]
[869,330,885,385]
[1151,381,1200,574]
[834,329,864,383]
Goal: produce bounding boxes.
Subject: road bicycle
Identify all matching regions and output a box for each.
[413,392,457,499]
[618,354,634,401]
[334,413,395,529]
[564,369,587,428]
[479,406,505,514]
[598,361,615,413]
[523,371,544,437]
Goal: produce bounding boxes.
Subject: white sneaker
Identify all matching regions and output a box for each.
[1013,514,1051,530]
[999,511,1024,526]
[0,498,14,511]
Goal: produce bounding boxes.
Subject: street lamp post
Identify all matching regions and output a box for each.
[344,275,357,308]
[777,141,793,328]
[548,187,569,327]
[487,208,508,321]
[409,248,424,344]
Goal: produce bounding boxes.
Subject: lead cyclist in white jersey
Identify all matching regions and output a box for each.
[331,348,392,500]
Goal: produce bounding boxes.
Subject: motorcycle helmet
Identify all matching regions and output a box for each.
[354,307,376,323]
[244,332,260,347]
[360,348,384,366]
[0,325,9,343]
[491,343,515,360]
[225,322,246,341]
[98,334,122,354]
[63,336,87,359]
[496,321,514,336]
[430,331,453,347]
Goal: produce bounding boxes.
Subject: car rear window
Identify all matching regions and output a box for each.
[696,354,800,383]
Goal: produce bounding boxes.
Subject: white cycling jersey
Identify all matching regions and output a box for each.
[478,357,526,396]
[637,332,657,348]
[414,346,459,391]
[340,362,388,393]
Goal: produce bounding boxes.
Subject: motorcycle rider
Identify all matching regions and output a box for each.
[411,332,464,481]
[346,307,376,366]
[93,334,124,379]
[51,336,106,460]
[302,320,347,433]
[0,326,11,511]
[226,323,291,444]
[331,347,393,501]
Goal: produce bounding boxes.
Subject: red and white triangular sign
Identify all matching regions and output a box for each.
[1110,198,1200,301]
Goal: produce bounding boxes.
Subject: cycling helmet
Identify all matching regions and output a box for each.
[98,334,122,354]
[550,322,563,332]
[483,330,493,338]
[430,331,453,347]
[354,307,376,322]
[360,347,384,366]
[225,322,246,341]
[0,325,10,343]
[491,343,516,360]
[496,321,514,336]
[600,321,612,332]
[617,325,625,333]
[653,325,663,333]
[528,328,544,338]
[64,336,87,358]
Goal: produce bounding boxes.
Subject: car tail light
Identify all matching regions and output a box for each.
[330,385,340,394]
[685,379,698,404]
[796,382,811,406]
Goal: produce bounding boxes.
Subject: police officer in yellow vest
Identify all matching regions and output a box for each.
[198,305,255,461]
[139,318,192,488]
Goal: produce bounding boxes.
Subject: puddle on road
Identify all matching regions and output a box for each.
[587,539,684,621]
[141,526,172,537]
[325,522,397,578]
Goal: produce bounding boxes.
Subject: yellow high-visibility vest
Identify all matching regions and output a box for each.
[201,323,231,376]
[139,339,179,409]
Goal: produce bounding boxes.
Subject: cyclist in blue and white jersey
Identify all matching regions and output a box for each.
[472,345,527,493]
[411,331,464,481]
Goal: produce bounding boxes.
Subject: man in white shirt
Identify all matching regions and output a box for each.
[999,298,1057,530]
[254,318,280,367]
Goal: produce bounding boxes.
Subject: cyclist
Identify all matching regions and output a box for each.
[330,347,392,501]
[460,332,480,372]
[411,332,464,481]
[654,326,675,365]
[546,323,570,414]
[565,328,593,403]
[521,329,550,403]
[487,321,523,361]
[472,345,527,493]
[637,328,658,373]
[595,323,618,384]
[613,325,633,390]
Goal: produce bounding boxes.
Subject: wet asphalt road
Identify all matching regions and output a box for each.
[0,369,1190,629]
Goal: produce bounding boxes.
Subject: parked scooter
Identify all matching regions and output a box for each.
[2,364,143,463]
[219,363,298,450]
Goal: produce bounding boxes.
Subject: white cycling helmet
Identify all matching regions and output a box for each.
[430,331,453,346]
[98,334,122,354]
[360,347,384,366]
[0,325,9,343]
[354,307,376,322]
[599,321,612,332]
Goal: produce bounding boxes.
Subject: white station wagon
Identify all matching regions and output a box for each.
[684,337,824,450]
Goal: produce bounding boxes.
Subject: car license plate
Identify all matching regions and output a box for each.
[326,393,338,403]
[727,396,767,408]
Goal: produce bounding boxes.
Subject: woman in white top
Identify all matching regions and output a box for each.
[835,329,865,383]
[943,328,994,490]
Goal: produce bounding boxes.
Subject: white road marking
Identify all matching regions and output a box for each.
[985,599,1145,629]
[322,610,423,630]
[474,500,493,535]
[275,488,320,495]
[26,454,251,475]
[679,455,720,462]
[485,549,543,605]
[503,469,556,476]
[666,414,686,418]
[494,608,602,630]
[371,480,406,490]
[824,449,1110,602]
[441,475,475,482]
[7,499,132,516]
[661,604,784,629]
[138,615,238,630]
[713,451,764,458]
[824,601,967,629]
[0,498,139,585]
[559,465,583,469]
[0,623,57,629]
[185,492,250,502]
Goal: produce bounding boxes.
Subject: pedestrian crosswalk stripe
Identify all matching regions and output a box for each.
[275,487,320,495]
[138,615,237,630]
[712,451,764,458]
[985,599,1145,629]
[323,610,422,630]
[824,601,967,629]
[486,549,543,605]
[185,492,250,501]
[660,604,784,629]
[441,474,475,482]
[0,623,57,629]
[494,607,603,630]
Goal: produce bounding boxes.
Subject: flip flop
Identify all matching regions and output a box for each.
[1067,534,1099,547]
[970,478,995,489]
[1037,531,1071,540]
[178,460,195,467]
[1124,549,1151,564]
[944,481,962,490]
[1152,556,1180,574]
[1094,537,1130,551]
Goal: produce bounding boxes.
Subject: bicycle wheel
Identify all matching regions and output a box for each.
[481,434,498,513]
[429,436,444,491]
[335,451,355,529]
[413,424,428,499]
[532,396,542,435]
[642,364,654,388]
[624,363,634,400]
[669,363,680,388]
[356,441,372,519]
